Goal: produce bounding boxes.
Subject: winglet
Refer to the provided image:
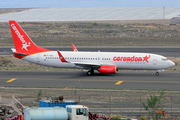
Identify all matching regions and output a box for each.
[57,51,67,62]
[71,44,78,52]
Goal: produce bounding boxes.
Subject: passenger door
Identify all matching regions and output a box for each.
[36,54,40,63]
[153,57,157,65]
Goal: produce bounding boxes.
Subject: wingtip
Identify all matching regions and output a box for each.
[71,44,78,52]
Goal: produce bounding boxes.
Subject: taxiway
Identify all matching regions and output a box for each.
[0,71,180,90]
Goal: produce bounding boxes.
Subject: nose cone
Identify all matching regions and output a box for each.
[169,61,175,67]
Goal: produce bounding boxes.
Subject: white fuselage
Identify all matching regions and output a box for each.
[22,51,175,70]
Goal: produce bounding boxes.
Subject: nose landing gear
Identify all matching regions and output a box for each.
[155,72,159,76]
[155,69,165,76]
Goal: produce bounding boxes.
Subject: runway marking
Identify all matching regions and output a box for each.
[19,78,180,84]
[6,78,16,83]
[115,81,123,85]
[3,78,180,84]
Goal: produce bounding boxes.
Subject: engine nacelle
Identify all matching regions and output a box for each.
[99,65,116,74]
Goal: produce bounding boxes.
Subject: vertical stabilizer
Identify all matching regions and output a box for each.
[9,20,50,55]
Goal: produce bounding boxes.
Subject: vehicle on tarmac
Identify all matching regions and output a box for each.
[24,105,89,120]
[9,20,175,76]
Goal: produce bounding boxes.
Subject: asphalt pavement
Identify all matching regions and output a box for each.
[0,71,180,90]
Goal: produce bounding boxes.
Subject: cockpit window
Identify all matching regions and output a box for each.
[161,58,168,61]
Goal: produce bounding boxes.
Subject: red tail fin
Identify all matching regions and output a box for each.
[9,20,51,55]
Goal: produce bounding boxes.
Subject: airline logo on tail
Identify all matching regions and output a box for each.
[11,23,30,51]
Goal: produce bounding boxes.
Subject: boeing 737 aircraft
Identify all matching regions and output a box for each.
[9,20,175,76]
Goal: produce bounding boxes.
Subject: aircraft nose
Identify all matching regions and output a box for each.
[169,61,175,67]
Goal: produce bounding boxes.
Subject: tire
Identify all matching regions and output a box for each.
[87,71,92,76]
[156,72,159,76]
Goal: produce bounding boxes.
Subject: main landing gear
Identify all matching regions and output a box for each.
[155,72,159,76]
[87,69,94,76]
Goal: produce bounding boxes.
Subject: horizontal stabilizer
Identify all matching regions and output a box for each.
[13,52,27,56]
[11,48,16,52]
[11,48,27,55]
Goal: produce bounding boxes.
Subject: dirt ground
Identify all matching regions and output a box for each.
[1,87,180,118]
[1,87,180,108]
[1,21,180,46]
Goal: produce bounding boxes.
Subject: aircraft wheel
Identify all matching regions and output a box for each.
[87,71,92,76]
[156,72,159,76]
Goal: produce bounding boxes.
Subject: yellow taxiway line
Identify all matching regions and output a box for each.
[115,81,123,85]
[3,77,180,84]
[6,78,16,83]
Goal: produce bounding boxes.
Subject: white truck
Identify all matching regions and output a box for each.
[24,105,89,120]
[66,105,89,120]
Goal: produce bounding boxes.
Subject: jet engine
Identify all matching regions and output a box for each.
[99,65,117,74]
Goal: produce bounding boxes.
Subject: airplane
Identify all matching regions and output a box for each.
[9,20,175,76]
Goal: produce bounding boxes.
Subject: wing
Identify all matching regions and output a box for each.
[70,62,100,69]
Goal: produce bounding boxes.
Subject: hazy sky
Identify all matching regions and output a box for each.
[1,0,180,8]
